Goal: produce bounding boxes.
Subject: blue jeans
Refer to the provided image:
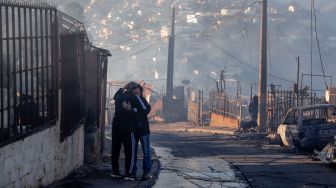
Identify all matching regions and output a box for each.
[132,134,152,175]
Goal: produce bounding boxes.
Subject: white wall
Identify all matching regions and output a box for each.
[0,122,84,188]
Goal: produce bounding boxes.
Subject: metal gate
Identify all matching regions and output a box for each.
[0,2,58,145]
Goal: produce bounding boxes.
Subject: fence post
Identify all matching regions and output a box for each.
[201,90,204,126]
[197,90,201,126]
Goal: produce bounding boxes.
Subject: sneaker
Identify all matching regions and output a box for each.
[124,173,136,181]
[110,172,122,178]
[141,173,151,180]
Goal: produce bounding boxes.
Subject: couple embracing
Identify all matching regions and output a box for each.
[111,82,152,180]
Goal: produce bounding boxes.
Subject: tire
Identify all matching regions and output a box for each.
[279,135,285,147]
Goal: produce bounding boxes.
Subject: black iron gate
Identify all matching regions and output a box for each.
[0,2,58,145]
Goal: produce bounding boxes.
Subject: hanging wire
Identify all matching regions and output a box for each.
[312,0,329,89]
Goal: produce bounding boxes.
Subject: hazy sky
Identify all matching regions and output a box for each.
[282,0,336,12]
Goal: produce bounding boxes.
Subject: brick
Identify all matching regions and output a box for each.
[25,150,34,164]
[15,179,23,188]
[0,173,10,187]
[6,182,15,188]
[26,172,37,187]
[14,152,24,167]
[0,155,3,174]
[0,147,3,159]
[4,157,16,172]
[42,140,53,153]
[36,163,47,181]
[30,132,43,148]
[2,144,15,159]
[10,168,18,182]
[13,141,23,154]
[22,163,32,176]
[20,175,27,187]
[24,135,32,144]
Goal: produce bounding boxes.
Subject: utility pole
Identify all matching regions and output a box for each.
[239,85,243,129]
[198,90,201,126]
[296,56,300,107]
[201,90,204,126]
[258,0,268,132]
[236,81,240,99]
[250,83,253,100]
[310,0,313,105]
[166,7,175,100]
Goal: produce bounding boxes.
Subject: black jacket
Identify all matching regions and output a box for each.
[112,88,137,133]
[134,96,151,137]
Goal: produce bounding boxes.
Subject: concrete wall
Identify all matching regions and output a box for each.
[210,112,239,129]
[0,123,84,188]
[84,128,101,163]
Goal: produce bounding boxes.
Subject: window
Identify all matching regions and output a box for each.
[301,107,336,126]
[283,110,298,125]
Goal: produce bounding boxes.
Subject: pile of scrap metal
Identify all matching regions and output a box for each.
[313,135,336,164]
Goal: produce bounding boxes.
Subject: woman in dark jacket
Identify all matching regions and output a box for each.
[131,85,152,180]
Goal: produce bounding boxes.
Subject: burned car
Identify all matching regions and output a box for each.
[277,104,336,152]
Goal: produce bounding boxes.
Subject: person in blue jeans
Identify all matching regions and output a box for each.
[131,85,152,180]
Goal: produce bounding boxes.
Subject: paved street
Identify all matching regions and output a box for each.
[151,122,336,188]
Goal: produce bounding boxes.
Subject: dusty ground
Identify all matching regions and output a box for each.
[150,122,336,188]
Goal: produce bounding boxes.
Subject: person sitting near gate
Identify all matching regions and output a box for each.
[239,95,258,133]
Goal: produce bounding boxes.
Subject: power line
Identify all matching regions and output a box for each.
[200,0,259,37]
[100,0,259,48]
[109,40,160,63]
[240,0,255,65]
[94,14,197,46]
[312,0,328,89]
[93,9,175,37]
[203,36,292,83]
[100,36,166,50]
[102,33,201,53]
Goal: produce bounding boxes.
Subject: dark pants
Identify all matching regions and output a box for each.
[111,126,136,174]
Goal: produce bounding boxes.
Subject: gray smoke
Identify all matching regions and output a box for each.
[39,0,336,96]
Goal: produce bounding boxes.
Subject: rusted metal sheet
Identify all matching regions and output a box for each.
[84,50,99,129]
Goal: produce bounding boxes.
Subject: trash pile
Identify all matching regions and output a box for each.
[313,136,336,164]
